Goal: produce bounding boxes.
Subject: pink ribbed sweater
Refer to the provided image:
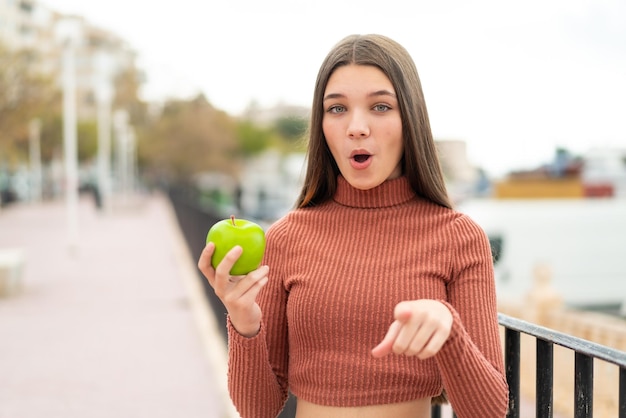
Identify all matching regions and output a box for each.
[227,176,509,418]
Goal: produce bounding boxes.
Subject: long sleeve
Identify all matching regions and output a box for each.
[224,176,511,414]
[434,214,509,418]
[226,219,291,418]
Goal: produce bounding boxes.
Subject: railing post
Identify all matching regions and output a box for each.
[505,327,520,418]
[619,367,626,418]
[575,352,594,418]
[499,313,626,418]
[536,339,554,418]
[431,405,441,418]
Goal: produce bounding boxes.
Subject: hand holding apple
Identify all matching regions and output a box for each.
[206,215,266,276]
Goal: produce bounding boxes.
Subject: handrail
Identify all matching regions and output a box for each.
[498,313,626,368]
[498,313,626,418]
[432,313,626,418]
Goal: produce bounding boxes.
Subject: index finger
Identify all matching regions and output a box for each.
[215,245,243,278]
[371,320,403,358]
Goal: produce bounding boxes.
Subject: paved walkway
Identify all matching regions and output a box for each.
[0,193,238,418]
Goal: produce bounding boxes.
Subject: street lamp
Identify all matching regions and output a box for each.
[56,16,81,253]
[94,50,114,213]
[113,109,129,204]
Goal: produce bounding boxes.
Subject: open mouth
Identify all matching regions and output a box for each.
[352,154,371,163]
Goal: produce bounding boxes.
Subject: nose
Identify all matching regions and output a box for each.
[346,110,370,139]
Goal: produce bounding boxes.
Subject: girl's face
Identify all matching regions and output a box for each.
[322,64,403,191]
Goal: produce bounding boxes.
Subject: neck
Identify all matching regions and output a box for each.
[333,176,416,209]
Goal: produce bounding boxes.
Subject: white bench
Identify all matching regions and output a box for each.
[0,248,25,297]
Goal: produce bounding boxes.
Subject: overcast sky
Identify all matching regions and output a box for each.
[40,0,626,177]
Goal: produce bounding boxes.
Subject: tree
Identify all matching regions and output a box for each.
[236,121,274,156]
[0,44,60,166]
[113,62,147,126]
[274,116,308,143]
[138,94,241,184]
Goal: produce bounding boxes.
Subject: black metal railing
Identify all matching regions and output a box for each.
[433,314,626,418]
[500,313,626,418]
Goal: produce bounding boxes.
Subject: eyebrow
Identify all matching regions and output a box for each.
[323,89,397,102]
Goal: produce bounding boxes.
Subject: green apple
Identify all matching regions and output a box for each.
[206,215,266,275]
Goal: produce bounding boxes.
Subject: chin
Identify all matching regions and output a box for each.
[346,176,385,191]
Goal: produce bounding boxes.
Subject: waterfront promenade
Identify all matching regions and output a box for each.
[0,193,237,418]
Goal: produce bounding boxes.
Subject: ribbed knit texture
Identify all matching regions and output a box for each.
[227,176,509,418]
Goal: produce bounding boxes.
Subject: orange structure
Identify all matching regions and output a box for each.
[493,176,585,199]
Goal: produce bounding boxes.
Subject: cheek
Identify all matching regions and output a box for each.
[387,136,405,168]
[381,123,403,150]
[395,140,405,163]
[322,118,333,139]
[322,121,340,152]
[390,122,404,155]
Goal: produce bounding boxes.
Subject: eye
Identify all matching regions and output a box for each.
[327,105,346,114]
[373,104,391,112]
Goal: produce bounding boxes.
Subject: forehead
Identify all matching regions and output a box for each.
[325,64,394,93]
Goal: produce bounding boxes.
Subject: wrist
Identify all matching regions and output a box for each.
[228,315,261,338]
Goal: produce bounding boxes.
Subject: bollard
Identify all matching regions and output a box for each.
[0,248,25,297]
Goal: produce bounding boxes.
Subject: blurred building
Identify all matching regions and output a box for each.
[582,147,626,198]
[0,0,139,120]
[241,101,310,126]
[493,147,626,199]
[0,0,39,49]
[436,139,482,202]
[238,150,305,222]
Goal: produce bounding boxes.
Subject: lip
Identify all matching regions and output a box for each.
[349,149,372,159]
[349,149,373,170]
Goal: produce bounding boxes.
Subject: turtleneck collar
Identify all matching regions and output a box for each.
[333,176,416,209]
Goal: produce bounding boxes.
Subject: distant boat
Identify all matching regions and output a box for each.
[458,198,626,312]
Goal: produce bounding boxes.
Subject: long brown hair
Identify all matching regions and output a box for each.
[295,34,452,209]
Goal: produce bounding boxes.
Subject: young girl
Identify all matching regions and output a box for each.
[199,34,509,418]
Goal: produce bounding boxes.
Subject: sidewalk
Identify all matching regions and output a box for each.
[0,193,238,418]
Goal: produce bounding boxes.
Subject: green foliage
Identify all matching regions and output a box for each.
[77,120,98,162]
[274,116,308,142]
[137,95,241,184]
[137,96,312,185]
[236,121,274,156]
[38,115,62,163]
[0,43,60,167]
[0,40,148,172]
[113,63,148,126]
[0,40,309,189]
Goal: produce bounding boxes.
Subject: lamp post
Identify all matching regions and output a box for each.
[57,17,81,253]
[127,127,136,197]
[113,109,129,205]
[95,50,114,213]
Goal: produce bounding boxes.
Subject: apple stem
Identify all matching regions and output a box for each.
[230,215,236,226]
